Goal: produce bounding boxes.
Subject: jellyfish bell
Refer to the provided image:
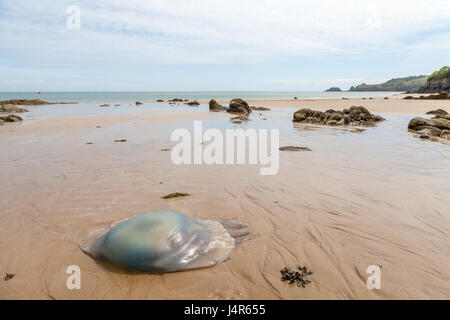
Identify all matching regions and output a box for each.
[79,210,252,274]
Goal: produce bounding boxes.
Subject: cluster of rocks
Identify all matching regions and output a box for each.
[408,109,450,141]
[185,101,200,106]
[403,92,449,100]
[293,106,384,126]
[0,102,29,126]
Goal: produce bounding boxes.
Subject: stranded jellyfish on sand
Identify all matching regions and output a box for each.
[79,210,253,274]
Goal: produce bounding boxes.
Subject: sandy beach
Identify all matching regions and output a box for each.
[1,98,449,299]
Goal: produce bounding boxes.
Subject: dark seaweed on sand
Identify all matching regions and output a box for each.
[281,266,313,288]
[4,272,15,281]
[161,192,191,199]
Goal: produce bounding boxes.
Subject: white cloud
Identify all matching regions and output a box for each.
[0,0,449,67]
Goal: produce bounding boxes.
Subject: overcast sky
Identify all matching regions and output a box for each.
[1,0,449,91]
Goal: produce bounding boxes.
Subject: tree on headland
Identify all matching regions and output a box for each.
[427,66,450,81]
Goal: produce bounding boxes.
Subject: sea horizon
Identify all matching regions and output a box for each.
[0,90,402,103]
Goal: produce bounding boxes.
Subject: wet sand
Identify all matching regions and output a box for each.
[1,99,449,299]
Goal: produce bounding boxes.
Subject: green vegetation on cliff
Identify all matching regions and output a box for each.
[427,66,450,81]
[349,75,428,92]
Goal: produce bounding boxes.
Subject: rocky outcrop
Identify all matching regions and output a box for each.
[416,78,449,93]
[0,99,49,106]
[416,66,450,93]
[408,110,450,141]
[0,104,28,113]
[136,101,143,105]
[0,114,23,123]
[227,98,252,115]
[209,99,228,112]
[185,101,200,106]
[324,87,342,92]
[403,92,450,100]
[293,106,384,126]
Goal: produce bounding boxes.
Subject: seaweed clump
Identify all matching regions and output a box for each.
[4,272,16,281]
[161,192,191,199]
[280,266,313,288]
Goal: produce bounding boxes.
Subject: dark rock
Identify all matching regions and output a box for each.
[136,101,143,105]
[293,106,384,127]
[432,118,450,130]
[157,100,164,102]
[426,109,448,116]
[0,114,23,122]
[114,139,127,143]
[100,104,110,107]
[0,104,28,113]
[408,118,435,130]
[209,99,228,112]
[227,98,252,115]
[416,78,449,93]
[185,101,200,106]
